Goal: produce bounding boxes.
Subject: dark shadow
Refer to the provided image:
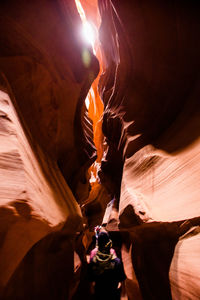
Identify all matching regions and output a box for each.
[119,204,144,228]
[1,224,76,300]
[119,218,200,300]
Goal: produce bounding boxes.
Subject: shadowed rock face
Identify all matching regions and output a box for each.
[97,0,200,299]
[0,0,98,297]
[98,0,200,217]
[98,0,200,192]
[2,232,75,300]
[0,0,99,189]
[1,217,87,300]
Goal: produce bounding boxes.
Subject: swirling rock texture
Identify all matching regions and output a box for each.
[0,0,98,299]
[0,0,200,300]
[98,0,200,299]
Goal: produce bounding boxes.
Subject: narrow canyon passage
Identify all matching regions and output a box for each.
[0,0,200,299]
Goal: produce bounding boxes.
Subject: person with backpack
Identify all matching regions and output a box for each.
[88,229,126,300]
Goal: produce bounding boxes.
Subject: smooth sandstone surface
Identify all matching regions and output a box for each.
[97,1,200,299]
[0,89,82,295]
[0,0,200,299]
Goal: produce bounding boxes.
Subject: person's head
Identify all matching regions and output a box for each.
[97,231,112,253]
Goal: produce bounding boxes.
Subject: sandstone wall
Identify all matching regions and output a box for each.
[98,1,200,299]
[0,0,99,298]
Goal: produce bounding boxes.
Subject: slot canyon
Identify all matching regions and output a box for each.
[0,0,200,299]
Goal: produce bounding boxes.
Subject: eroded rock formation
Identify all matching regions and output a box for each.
[97,0,200,299]
[0,0,200,299]
[0,0,97,298]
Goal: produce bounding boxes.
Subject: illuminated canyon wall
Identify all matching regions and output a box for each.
[0,0,200,299]
[0,0,98,298]
[97,1,200,299]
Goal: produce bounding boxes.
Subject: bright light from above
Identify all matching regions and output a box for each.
[82,21,95,46]
[75,0,96,48]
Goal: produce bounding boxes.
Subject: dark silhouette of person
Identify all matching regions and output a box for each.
[88,230,126,300]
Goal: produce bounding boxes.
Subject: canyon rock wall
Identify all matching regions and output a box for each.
[98,0,200,299]
[0,0,200,299]
[0,0,98,298]
[0,0,99,193]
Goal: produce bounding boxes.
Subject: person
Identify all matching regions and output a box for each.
[88,229,126,300]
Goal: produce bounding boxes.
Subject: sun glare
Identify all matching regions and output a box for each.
[75,0,96,47]
[82,21,95,46]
